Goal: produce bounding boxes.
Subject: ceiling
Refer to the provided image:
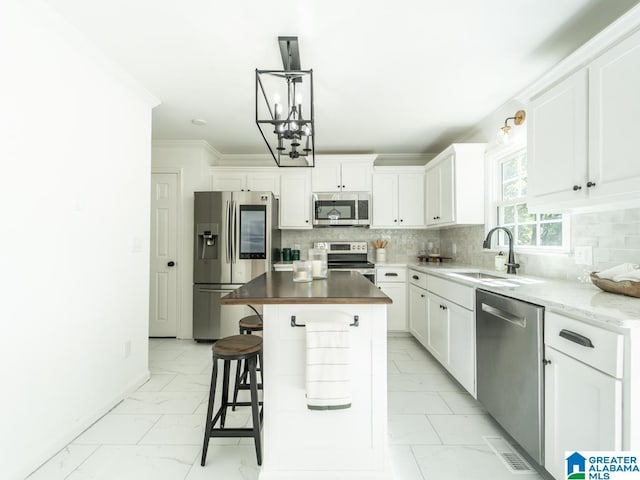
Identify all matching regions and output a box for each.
[44,0,639,156]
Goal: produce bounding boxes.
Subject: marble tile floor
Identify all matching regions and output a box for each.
[28,336,545,480]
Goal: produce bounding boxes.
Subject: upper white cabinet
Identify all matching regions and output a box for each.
[211,168,280,196]
[424,144,486,228]
[527,28,640,212]
[311,155,375,192]
[588,29,640,202]
[372,167,425,228]
[527,69,588,210]
[279,170,312,229]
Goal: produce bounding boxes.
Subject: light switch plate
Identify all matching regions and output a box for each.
[574,246,593,265]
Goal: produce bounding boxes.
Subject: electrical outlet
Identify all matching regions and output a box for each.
[574,246,593,266]
[124,340,131,359]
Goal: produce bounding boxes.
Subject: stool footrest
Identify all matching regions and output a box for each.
[237,383,263,390]
[207,427,261,438]
[232,400,263,407]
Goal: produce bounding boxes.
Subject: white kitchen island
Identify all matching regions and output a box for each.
[220,271,393,480]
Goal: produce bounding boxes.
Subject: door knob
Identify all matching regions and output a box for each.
[167,261,176,267]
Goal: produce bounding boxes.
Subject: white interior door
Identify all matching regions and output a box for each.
[150,173,179,337]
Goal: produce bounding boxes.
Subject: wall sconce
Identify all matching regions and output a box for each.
[497,110,526,144]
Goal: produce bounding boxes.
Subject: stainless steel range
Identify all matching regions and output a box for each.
[313,241,375,283]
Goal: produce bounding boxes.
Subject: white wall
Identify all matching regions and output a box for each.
[0,1,159,478]
[152,141,216,339]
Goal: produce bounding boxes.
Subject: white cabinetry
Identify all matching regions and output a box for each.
[211,168,280,195]
[376,266,407,332]
[407,269,476,396]
[527,28,640,213]
[426,292,448,363]
[544,312,624,480]
[279,170,312,229]
[311,155,375,192]
[424,144,486,227]
[372,168,425,228]
[408,283,428,346]
[528,70,588,210]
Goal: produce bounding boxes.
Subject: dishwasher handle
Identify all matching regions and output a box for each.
[559,329,594,348]
[481,303,526,328]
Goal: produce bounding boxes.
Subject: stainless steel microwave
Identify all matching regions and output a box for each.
[312,192,371,226]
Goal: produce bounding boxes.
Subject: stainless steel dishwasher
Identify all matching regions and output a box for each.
[476,289,545,465]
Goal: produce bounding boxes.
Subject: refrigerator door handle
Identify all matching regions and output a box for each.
[225,200,231,263]
[232,200,237,264]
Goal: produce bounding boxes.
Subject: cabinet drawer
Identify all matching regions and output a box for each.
[427,275,474,310]
[376,266,406,283]
[545,312,623,378]
[408,269,428,289]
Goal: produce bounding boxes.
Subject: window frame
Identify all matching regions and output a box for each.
[485,143,571,254]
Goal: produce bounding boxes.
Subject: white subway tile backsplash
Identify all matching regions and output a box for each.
[439,207,640,280]
[280,228,440,264]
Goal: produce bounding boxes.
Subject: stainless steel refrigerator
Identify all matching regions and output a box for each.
[193,191,280,341]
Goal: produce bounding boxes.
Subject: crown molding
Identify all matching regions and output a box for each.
[374,153,436,166]
[152,139,222,159]
[215,154,276,166]
[516,3,640,102]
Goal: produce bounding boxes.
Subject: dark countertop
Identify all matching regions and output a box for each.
[219,271,392,305]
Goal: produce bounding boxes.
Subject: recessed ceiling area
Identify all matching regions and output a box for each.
[43,0,640,155]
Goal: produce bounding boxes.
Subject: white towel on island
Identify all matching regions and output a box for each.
[612,270,640,282]
[305,317,351,410]
[597,263,640,281]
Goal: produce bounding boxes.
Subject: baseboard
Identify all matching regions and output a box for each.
[16,369,150,480]
[387,331,412,338]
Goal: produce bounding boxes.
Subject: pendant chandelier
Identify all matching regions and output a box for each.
[256,36,314,167]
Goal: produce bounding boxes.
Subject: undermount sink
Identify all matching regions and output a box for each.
[451,271,508,280]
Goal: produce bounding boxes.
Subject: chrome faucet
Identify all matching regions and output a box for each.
[483,227,520,274]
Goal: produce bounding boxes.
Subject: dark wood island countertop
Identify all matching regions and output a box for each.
[219,271,392,305]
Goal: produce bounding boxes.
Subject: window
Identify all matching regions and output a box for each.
[491,148,569,251]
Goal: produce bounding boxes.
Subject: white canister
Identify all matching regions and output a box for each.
[308,248,328,279]
[292,260,313,282]
[494,251,507,272]
[376,248,387,263]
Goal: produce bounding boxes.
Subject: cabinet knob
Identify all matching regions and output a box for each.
[400,219,404,222]
[420,294,425,298]
[543,359,552,366]
[342,185,345,188]
[587,181,596,188]
[412,275,419,280]
[167,261,176,267]
[337,185,341,189]
[305,220,309,223]
[394,219,398,222]
[572,185,582,191]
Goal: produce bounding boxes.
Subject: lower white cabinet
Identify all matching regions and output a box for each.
[544,312,623,480]
[407,269,476,396]
[408,283,428,346]
[426,292,448,364]
[376,266,407,332]
[426,290,475,396]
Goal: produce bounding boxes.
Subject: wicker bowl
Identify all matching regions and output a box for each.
[590,272,640,298]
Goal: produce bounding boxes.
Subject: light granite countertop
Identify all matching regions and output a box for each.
[404,262,640,330]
